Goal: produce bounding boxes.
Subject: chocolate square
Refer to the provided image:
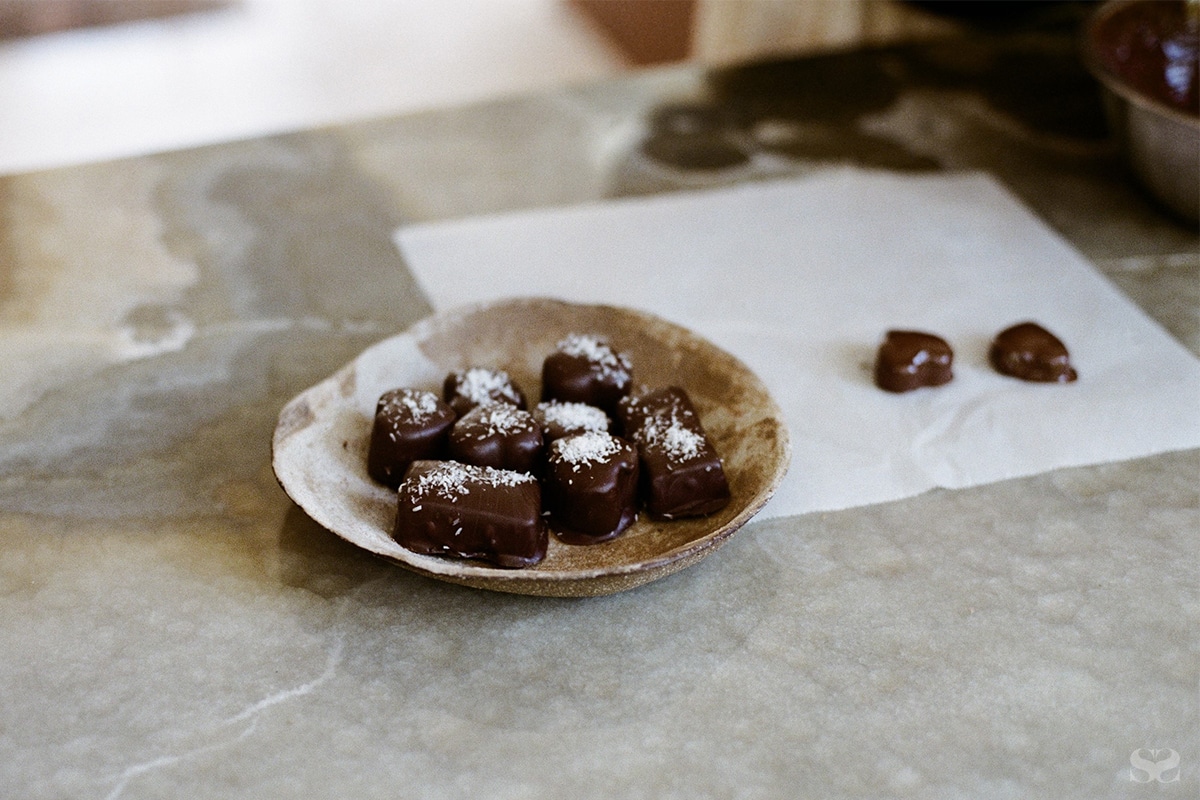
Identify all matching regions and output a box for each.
[541,333,632,413]
[544,431,639,544]
[393,460,547,569]
[448,405,544,474]
[367,388,456,488]
[617,386,730,518]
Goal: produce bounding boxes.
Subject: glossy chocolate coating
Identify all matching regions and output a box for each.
[533,401,611,442]
[544,431,639,544]
[366,388,456,488]
[874,330,954,393]
[448,404,543,474]
[541,333,633,413]
[443,367,526,417]
[393,460,547,568]
[617,386,731,519]
[989,322,1078,383]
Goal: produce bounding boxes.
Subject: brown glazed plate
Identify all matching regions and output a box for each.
[272,297,791,597]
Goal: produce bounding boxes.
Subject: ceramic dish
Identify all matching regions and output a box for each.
[272,297,790,597]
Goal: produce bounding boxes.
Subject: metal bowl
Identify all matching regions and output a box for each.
[1082,0,1200,223]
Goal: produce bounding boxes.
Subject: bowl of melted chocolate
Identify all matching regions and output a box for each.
[272,298,790,597]
[1083,0,1200,221]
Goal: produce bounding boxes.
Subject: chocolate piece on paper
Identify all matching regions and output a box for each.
[874,330,954,393]
[990,322,1078,383]
[393,460,547,569]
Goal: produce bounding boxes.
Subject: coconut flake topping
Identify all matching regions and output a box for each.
[551,431,622,466]
[638,410,705,461]
[556,334,631,381]
[464,404,535,437]
[655,418,704,460]
[535,401,609,434]
[453,367,522,406]
[380,389,443,423]
[409,461,534,502]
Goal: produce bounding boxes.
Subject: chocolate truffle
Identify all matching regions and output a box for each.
[543,431,639,545]
[393,460,547,569]
[617,386,731,518]
[874,330,954,393]
[366,388,456,488]
[533,400,611,442]
[448,404,543,474]
[443,367,526,417]
[989,322,1078,383]
[541,333,632,413]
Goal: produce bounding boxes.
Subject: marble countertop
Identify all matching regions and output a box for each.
[2,20,1197,800]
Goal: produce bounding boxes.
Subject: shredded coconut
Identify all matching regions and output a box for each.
[463,404,534,437]
[551,431,622,466]
[654,418,705,460]
[452,367,521,406]
[380,388,442,423]
[636,407,706,462]
[535,401,609,434]
[556,334,631,381]
[408,460,533,502]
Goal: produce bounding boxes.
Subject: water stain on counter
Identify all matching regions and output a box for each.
[0,132,432,522]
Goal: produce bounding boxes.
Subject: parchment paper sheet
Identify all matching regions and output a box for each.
[395,169,1200,518]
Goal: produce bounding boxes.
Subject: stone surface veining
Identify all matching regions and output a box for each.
[0,27,1197,800]
[1,451,1194,799]
[0,134,430,519]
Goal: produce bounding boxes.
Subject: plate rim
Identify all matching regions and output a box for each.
[272,296,791,595]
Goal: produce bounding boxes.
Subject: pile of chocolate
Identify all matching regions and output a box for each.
[366,334,730,569]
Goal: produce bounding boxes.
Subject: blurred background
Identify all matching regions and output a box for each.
[0,0,1025,175]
